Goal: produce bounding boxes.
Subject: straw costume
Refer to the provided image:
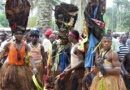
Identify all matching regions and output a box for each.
[0,0,37,90]
[84,0,126,86]
[81,0,107,89]
[90,49,126,90]
[53,3,78,90]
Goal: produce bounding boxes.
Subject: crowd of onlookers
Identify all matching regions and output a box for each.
[0,28,130,90]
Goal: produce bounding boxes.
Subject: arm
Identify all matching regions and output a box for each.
[105,52,121,75]
[121,54,130,78]
[122,55,127,73]
[65,64,71,69]
[59,64,71,77]
[41,45,47,74]
[92,48,100,74]
[26,44,36,69]
[41,45,47,67]
[0,43,10,60]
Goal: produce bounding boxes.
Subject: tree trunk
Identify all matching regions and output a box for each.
[71,0,87,33]
[37,0,52,33]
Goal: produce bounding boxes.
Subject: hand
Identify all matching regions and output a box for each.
[43,69,47,75]
[64,68,72,75]
[32,68,38,74]
[82,72,92,89]
[59,72,66,77]
[124,71,130,79]
[91,65,99,74]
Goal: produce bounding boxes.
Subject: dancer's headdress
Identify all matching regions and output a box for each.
[5,0,31,35]
[54,2,78,38]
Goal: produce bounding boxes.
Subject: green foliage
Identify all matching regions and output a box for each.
[0,14,9,27]
[120,11,130,31]
[27,16,37,28]
[105,0,130,32]
[52,20,58,31]
[0,24,3,27]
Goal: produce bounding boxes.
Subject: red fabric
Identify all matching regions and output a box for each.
[43,75,49,88]
[69,32,77,38]
[69,32,82,40]
[92,19,105,29]
[45,29,52,36]
[78,36,83,40]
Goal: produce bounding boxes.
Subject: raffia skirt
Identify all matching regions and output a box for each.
[0,63,36,90]
[54,71,71,90]
[35,61,44,87]
[67,68,85,90]
[90,73,126,90]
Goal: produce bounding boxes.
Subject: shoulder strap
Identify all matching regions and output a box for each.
[99,48,111,64]
[102,48,111,58]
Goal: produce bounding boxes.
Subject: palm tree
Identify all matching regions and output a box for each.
[28,0,61,33]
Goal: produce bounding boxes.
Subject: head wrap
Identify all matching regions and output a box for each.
[35,29,40,33]
[69,30,81,40]
[30,30,39,37]
[45,29,52,36]
[102,35,112,40]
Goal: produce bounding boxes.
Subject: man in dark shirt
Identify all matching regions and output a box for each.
[122,53,130,90]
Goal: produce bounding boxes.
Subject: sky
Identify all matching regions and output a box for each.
[107,0,113,7]
[2,0,113,8]
[64,0,113,8]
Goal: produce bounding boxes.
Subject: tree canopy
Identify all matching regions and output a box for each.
[105,0,130,32]
[0,14,9,27]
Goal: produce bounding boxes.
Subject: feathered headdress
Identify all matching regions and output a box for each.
[5,0,31,34]
[84,0,106,40]
[54,3,78,38]
[78,0,106,52]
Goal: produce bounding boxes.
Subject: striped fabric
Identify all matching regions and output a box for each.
[118,43,129,61]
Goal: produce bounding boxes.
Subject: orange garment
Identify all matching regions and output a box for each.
[29,43,42,61]
[8,42,25,65]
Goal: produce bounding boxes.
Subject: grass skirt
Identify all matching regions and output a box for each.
[90,73,126,90]
[67,68,84,90]
[35,61,44,87]
[0,63,36,90]
[54,71,71,90]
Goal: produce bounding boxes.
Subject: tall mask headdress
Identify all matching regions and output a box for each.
[5,0,31,34]
[54,3,78,38]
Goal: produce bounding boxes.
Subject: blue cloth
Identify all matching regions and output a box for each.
[59,49,67,71]
[93,6,98,19]
[34,29,39,33]
[85,33,98,67]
